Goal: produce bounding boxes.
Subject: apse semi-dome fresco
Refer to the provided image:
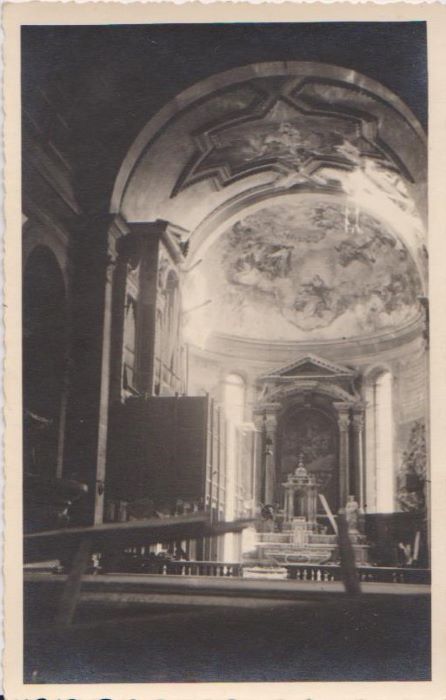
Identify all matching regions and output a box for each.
[185,200,422,343]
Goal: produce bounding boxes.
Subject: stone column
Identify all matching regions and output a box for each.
[352,408,365,511]
[263,406,280,505]
[124,221,184,396]
[108,221,133,405]
[253,412,266,510]
[307,481,318,528]
[253,403,280,506]
[283,485,294,521]
[335,403,351,511]
[127,222,164,395]
[63,213,126,525]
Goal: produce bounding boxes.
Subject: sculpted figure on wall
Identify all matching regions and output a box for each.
[397,420,427,512]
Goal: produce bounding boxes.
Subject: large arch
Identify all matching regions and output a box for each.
[109,61,427,360]
[111,62,426,273]
[112,61,426,218]
[23,245,67,480]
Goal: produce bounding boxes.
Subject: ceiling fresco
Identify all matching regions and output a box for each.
[119,69,426,252]
[183,200,422,344]
[193,100,379,178]
[172,87,422,233]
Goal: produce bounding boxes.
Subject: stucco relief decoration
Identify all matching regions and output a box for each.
[157,254,170,293]
[176,88,420,221]
[397,420,427,512]
[294,81,422,212]
[200,100,378,181]
[197,200,421,341]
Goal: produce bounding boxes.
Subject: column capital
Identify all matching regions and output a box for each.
[333,401,352,413]
[337,413,351,432]
[116,222,162,270]
[333,402,351,431]
[254,406,281,432]
[126,219,187,264]
[253,402,281,419]
[352,412,365,433]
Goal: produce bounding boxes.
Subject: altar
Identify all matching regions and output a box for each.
[282,454,319,526]
[246,456,369,566]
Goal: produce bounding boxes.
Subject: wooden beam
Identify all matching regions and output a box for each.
[24,514,254,563]
[54,537,92,627]
[337,513,361,597]
[26,514,253,627]
[319,494,338,535]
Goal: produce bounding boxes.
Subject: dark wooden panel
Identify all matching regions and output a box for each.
[107,396,210,511]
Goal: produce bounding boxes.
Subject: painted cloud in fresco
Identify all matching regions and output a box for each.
[191,201,422,342]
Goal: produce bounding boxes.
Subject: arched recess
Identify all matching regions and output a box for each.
[23,245,67,480]
[364,367,395,513]
[277,400,340,514]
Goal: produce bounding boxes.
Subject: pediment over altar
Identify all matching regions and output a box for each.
[258,354,356,383]
[256,354,360,404]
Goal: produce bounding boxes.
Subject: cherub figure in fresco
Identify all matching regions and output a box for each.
[293,275,333,318]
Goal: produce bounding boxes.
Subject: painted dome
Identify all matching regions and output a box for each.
[184,198,422,344]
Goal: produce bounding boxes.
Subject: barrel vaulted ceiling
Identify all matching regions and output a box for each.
[114,62,427,346]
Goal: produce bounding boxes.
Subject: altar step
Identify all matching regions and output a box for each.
[257,532,338,545]
[249,528,369,565]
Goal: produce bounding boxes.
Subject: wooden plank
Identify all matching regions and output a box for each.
[337,513,361,596]
[24,513,209,562]
[24,514,254,563]
[318,494,338,535]
[27,515,253,627]
[54,537,92,627]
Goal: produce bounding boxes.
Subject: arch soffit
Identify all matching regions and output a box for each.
[23,243,67,295]
[363,363,394,385]
[112,61,427,223]
[23,230,69,288]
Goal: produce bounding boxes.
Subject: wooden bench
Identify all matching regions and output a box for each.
[24,512,251,626]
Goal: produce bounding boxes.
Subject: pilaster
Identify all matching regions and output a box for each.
[123,220,185,396]
[352,407,365,510]
[253,403,281,505]
[334,402,352,511]
[63,213,125,525]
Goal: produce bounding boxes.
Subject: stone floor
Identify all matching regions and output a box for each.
[24,574,430,684]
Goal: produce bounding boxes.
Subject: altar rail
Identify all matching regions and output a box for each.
[140,560,243,577]
[120,560,430,584]
[285,564,431,585]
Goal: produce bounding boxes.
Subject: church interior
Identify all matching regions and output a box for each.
[22,22,430,683]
